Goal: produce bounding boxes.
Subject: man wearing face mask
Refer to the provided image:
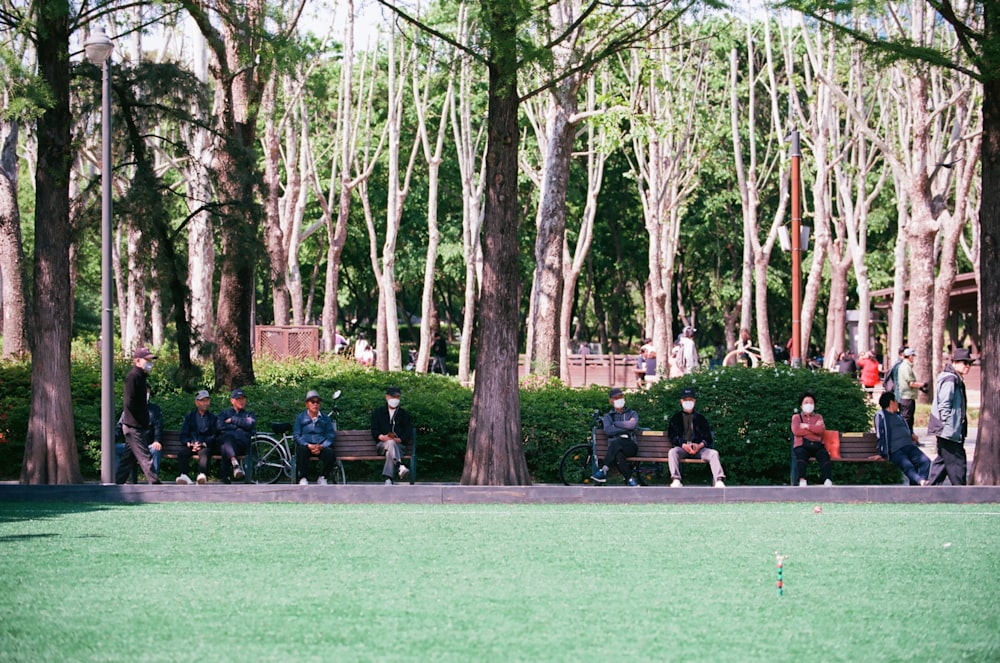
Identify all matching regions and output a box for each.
[591,387,640,486]
[116,346,161,484]
[666,387,726,487]
[371,386,413,484]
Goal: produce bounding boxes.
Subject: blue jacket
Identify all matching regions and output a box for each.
[874,408,912,458]
[927,367,967,442]
[293,410,335,448]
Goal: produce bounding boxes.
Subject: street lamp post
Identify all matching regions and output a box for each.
[84,27,115,484]
[789,129,802,369]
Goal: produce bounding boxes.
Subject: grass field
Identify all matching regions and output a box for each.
[1,502,998,662]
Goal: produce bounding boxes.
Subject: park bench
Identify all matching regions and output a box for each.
[159,429,249,482]
[593,429,706,483]
[297,429,417,484]
[789,431,890,485]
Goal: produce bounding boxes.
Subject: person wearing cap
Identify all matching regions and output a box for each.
[678,326,699,375]
[370,386,413,484]
[114,385,163,483]
[177,390,218,485]
[927,348,974,485]
[294,390,337,485]
[116,347,161,484]
[216,389,256,482]
[666,387,726,487]
[897,348,925,433]
[874,392,930,486]
[591,387,640,486]
[790,391,832,487]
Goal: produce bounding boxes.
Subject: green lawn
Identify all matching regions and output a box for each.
[1,502,998,662]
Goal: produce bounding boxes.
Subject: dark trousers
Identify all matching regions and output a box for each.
[899,399,916,433]
[794,442,831,482]
[116,425,159,484]
[927,437,967,486]
[603,435,638,479]
[296,444,337,481]
[219,436,249,480]
[890,445,931,485]
[178,444,213,477]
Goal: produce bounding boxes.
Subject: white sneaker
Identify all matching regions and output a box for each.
[317,476,328,486]
[175,474,193,485]
[298,477,309,485]
[715,480,726,488]
[398,464,409,479]
[670,479,683,488]
[919,479,929,486]
[385,478,393,485]
[823,479,833,487]
[799,479,807,487]
[232,465,245,481]
[196,473,207,485]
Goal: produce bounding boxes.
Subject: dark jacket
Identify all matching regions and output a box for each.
[602,408,639,439]
[370,406,413,448]
[294,410,335,448]
[117,402,163,446]
[667,410,714,447]
[874,408,913,458]
[217,407,257,446]
[181,409,218,447]
[121,366,149,429]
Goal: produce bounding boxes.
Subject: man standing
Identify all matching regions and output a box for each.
[115,347,160,485]
[294,390,337,485]
[370,386,413,484]
[896,348,925,433]
[431,333,448,375]
[678,327,699,375]
[591,387,640,486]
[217,389,256,483]
[666,387,726,488]
[926,349,974,486]
[177,390,218,485]
[115,385,163,483]
[874,392,930,486]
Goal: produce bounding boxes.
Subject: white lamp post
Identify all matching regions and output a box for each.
[84,27,115,484]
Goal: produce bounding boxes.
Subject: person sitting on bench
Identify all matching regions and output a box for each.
[294,390,337,485]
[791,391,832,487]
[370,386,413,485]
[667,387,726,488]
[591,387,640,486]
[874,392,930,486]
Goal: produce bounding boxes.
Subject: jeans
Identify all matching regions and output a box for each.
[890,445,931,485]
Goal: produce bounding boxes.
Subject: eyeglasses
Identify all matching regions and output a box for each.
[307,399,321,404]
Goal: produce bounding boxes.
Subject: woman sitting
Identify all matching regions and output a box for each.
[791,391,832,487]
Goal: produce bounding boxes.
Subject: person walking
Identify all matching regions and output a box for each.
[926,348,974,486]
[115,347,161,485]
[591,388,640,486]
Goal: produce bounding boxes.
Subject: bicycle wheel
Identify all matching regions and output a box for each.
[330,459,346,485]
[559,444,597,486]
[250,435,287,484]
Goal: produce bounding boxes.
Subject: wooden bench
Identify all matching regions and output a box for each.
[298,429,417,484]
[790,431,890,484]
[592,429,706,483]
[159,429,250,482]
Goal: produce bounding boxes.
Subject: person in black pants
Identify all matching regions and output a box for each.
[591,387,640,486]
[431,333,448,375]
[177,390,218,485]
[216,389,256,483]
[294,390,337,485]
[115,347,161,485]
[114,386,163,483]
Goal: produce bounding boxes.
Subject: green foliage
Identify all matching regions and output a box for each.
[2,354,893,484]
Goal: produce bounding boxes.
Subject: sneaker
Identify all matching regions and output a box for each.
[670,479,683,488]
[591,468,607,483]
[385,478,393,485]
[196,473,207,485]
[232,465,245,481]
[176,474,193,485]
[714,479,726,488]
[919,479,929,486]
[298,477,309,485]
[627,477,639,487]
[823,479,833,487]
[799,478,807,487]
[398,464,409,480]
[317,476,328,486]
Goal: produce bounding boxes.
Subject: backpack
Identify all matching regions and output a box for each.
[883,360,902,395]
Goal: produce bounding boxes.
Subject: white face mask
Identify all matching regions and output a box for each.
[613,398,626,410]
[681,400,695,413]
[142,361,153,373]
[801,403,815,414]
[387,398,400,409]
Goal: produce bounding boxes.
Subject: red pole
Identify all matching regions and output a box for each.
[790,130,802,368]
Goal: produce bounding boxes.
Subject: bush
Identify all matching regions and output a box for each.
[0,356,894,484]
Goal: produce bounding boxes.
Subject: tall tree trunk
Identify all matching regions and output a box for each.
[463,0,529,485]
[261,71,290,325]
[0,119,29,357]
[22,0,81,483]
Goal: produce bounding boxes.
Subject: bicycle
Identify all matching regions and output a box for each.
[558,409,604,485]
[250,390,347,485]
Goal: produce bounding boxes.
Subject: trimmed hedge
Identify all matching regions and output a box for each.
[0,355,895,484]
